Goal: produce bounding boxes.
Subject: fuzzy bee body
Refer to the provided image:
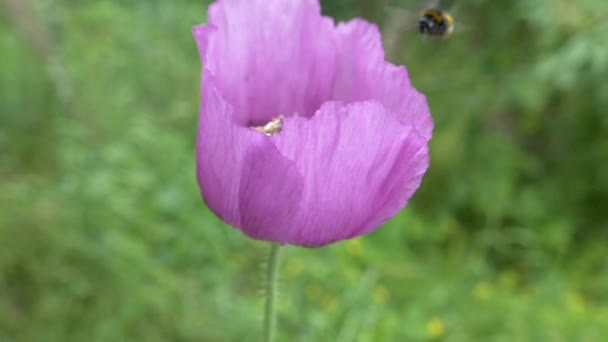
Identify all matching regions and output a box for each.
[418,8,454,39]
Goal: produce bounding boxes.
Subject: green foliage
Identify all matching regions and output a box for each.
[1,0,607,341]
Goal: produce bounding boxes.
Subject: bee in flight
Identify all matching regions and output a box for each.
[418,6,454,39]
[384,0,458,49]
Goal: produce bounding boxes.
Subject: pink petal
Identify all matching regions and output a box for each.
[194,0,338,127]
[332,19,433,142]
[196,72,304,242]
[270,101,429,246]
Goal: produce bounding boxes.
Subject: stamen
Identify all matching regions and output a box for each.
[252,115,284,136]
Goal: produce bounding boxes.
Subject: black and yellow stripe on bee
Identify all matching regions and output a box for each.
[421,9,444,22]
[443,13,453,25]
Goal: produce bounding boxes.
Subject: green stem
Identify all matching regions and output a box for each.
[263,243,281,342]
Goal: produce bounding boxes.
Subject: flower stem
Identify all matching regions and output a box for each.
[263,243,281,342]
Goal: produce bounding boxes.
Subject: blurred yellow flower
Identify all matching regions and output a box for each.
[565,291,586,313]
[344,238,363,256]
[306,284,323,302]
[473,281,494,302]
[498,270,518,289]
[228,254,244,267]
[426,316,445,339]
[372,285,390,304]
[321,294,339,311]
[285,257,303,277]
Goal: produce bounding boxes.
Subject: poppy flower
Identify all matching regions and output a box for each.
[193,0,432,247]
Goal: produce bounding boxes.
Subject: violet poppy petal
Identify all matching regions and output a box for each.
[270,101,429,246]
[196,71,304,243]
[332,19,433,142]
[196,0,338,127]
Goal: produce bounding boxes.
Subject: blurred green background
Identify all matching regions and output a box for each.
[1,0,607,340]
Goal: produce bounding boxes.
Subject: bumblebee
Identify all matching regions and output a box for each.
[384,0,457,42]
[418,8,454,39]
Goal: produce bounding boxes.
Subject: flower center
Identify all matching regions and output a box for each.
[251,115,284,136]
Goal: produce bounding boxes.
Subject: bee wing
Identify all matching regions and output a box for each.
[452,22,469,34]
[424,0,442,9]
[382,6,420,59]
[383,6,419,31]
[444,3,469,34]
